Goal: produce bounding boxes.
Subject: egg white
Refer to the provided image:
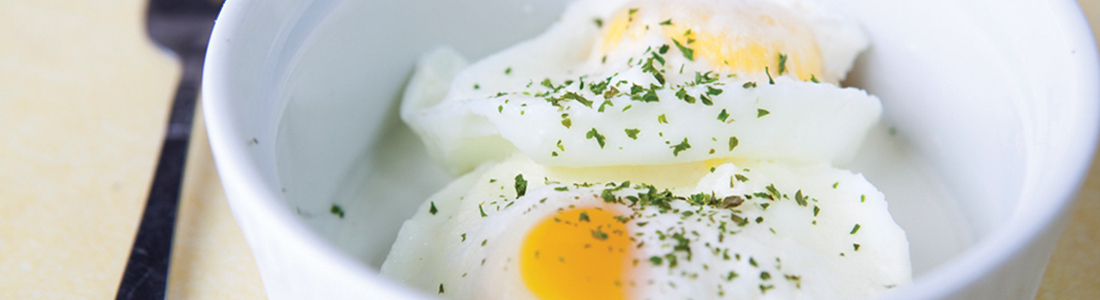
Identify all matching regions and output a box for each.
[401,0,877,174]
[390,0,906,298]
[380,155,911,300]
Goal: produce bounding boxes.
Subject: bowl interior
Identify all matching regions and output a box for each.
[224,0,1092,296]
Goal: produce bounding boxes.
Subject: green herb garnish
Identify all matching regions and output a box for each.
[625,128,640,140]
[578,211,591,222]
[591,228,609,240]
[563,91,593,108]
[598,99,614,112]
[330,204,345,218]
[695,71,718,84]
[676,87,696,104]
[514,174,528,198]
[672,38,694,61]
[586,128,606,148]
[777,53,788,75]
[641,57,665,85]
[794,190,807,207]
[766,184,780,200]
[671,138,691,156]
[707,86,723,96]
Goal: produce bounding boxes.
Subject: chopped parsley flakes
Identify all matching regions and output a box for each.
[625,128,641,140]
[671,38,694,61]
[586,128,606,148]
[717,109,730,122]
[777,53,788,75]
[671,138,691,156]
[514,174,528,198]
[794,190,807,207]
[330,204,345,218]
[563,91,593,108]
[676,87,696,104]
[591,228,609,240]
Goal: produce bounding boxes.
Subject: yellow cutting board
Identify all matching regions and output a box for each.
[0,1,263,299]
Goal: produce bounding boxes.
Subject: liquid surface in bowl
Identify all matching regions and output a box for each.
[380,0,915,299]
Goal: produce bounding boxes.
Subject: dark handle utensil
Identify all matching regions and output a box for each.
[116,1,221,299]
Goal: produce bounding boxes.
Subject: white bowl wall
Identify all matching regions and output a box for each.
[202,0,1099,299]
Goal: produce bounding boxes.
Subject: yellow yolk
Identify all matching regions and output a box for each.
[520,208,632,300]
[704,158,735,170]
[601,4,825,82]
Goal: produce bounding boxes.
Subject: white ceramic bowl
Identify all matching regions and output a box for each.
[202,0,1100,299]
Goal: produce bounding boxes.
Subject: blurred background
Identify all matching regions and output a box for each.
[0,0,1097,299]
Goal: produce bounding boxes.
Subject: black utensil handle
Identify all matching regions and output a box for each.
[115,60,200,300]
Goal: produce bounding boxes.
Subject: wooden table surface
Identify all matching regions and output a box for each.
[0,1,1096,299]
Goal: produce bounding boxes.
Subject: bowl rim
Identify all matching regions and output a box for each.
[201,0,1100,299]
[199,0,431,298]
[888,0,1100,298]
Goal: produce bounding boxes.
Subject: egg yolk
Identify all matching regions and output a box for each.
[601,3,825,82]
[520,208,632,300]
